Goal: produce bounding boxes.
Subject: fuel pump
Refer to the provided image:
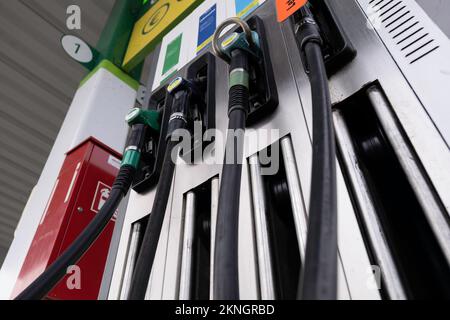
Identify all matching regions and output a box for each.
[15,110,160,300]
[127,76,207,300]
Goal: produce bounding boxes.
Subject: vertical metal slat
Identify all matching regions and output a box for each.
[280,136,309,260]
[119,222,142,300]
[249,155,276,300]
[179,191,196,300]
[210,177,219,300]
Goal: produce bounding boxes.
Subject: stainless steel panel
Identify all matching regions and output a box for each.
[357,0,450,146]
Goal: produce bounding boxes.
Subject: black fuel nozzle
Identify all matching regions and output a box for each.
[166,76,204,141]
[295,5,323,44]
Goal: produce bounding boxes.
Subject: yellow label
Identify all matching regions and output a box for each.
[168,77,183,93]
[238,0,260,18]
[123,0,203,71]
[196,35,214,53]
[222,33,238,49]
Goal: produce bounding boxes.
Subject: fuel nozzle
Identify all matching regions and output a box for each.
[167,76,204,102]
[166,76,204,141]
[220,30,261,62]
[126,108,161,132]
[212,17,261,65]
[122,108,161,170]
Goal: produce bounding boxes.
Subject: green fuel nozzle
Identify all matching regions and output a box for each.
[122,108,161,169]
[126,108,161,132]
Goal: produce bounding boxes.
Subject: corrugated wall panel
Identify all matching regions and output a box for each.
[0,0,115,266]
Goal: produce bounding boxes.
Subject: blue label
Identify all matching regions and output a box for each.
[235,0,259,18]
[197,4,217,53]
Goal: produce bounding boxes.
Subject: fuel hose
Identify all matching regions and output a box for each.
[295,6,338,300]
[214,50,250,300]
[212,18,258,300]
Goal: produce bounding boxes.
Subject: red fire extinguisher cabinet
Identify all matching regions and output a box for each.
[13,137,122,300]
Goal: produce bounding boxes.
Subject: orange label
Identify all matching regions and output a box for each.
[276,0,308,22]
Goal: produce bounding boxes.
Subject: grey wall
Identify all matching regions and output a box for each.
[0,0,115,268]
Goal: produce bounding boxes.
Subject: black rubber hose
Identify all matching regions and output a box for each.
[15,165,136,300]
[298,40,338,299]
[214,105,247,300]
[127,140,178,300]
[214,48,250,299]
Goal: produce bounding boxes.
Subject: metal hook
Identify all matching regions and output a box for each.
[212,17,254,64]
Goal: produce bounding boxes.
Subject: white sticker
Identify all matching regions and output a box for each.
[40,179,59,225]
[108,155,121,170]
[91,181,112,214]
[61,35,93,63]
[64,162,81,203]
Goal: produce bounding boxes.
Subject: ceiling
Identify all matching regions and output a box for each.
[0,0,115,267]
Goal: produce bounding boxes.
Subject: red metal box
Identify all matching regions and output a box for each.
[12,138,122,300]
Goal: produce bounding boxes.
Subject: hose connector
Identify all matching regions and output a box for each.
[121,124,146,170]
[295,6,323,73]
[295,6,323,50]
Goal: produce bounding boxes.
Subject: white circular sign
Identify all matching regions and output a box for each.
[61,35,93,63]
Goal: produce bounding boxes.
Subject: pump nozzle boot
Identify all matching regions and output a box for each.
[166,76,204,141]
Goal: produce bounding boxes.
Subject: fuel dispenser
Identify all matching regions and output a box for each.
[12,0,450,301]
[110,3,373,301]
